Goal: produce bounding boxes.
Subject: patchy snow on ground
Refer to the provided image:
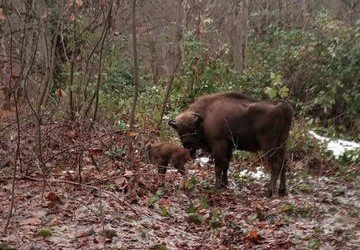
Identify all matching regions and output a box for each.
[195,157,210,166]
[309,130,360,158]
[238,166,266,180]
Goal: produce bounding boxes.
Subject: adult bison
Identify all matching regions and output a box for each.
[168,92,293,197]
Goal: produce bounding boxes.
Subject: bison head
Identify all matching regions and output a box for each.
[168,111,203,150]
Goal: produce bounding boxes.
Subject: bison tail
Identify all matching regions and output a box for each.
[278,101,294,125]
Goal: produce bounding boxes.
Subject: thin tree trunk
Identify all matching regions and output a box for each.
[129,0,139,129]
[156,0,183,130]
[3,16,21,234]
[88,2,113,130]
[36,27,58,115]
[69,3,77,121]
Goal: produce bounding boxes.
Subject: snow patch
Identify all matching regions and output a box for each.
[309,131,360,158]
[238,166,266,180]
[195,157,210,166]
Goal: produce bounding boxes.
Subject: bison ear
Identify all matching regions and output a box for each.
[168,119,177,129]
[192,113,203,127]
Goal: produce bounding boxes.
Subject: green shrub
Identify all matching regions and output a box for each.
[238,11,360,136]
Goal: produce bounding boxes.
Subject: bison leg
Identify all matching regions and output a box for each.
[266,148,286,197]
[157,158,169,187]
[212,142,230,189]
[278,158,287,196]
[221,149,233,185]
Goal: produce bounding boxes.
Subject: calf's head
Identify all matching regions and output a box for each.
[168,111,203,149]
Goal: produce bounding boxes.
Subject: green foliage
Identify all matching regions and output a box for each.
[232,173,246,186]
[167,12,359,138]
[332,189,345,197]
[148,188,166,208]
[103,60,134,98]
[171,31,234,108]
[153,244,168,250]
[185,176,199,191]
[186,203,197,214]
[100,229,117,239]
[287,121,332,161]
[38,228,53,238]
[264,72,289,99]
[281,203,296,215]
[210,210,221,228]
[187,213,203,225]
[51,9,359,141]
[99,60,134,121]
[199,197,209,209]
[104,147,125,160]
[337,149,360,165]
[148,195,159,207]
[232,150,254,161]
[241,12,360,136]
[159,206,170,217]
[308,238,321,250]
[0,243,16,250]
[185,203,203,225]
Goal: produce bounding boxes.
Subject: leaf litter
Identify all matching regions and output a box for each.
[0,123,359,249]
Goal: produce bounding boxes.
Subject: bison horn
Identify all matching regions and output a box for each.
[168,119,177,129]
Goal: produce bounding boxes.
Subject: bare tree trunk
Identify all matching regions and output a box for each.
[36,26,59,115]
[241,0,249,70]
[156,0,183,130]
[69,1,78,121]
[89,2,113,130]
[231,3,241,71]
[3,16,21,234]
[129,0,139,129]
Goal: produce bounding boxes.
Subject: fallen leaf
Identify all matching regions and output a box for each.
[0,8,5,22]
[128,131,138,137]
[81,165,96,182]
[56,88,65,98]
[88,148,103,156]
[76,0,84,6]
[158,198,170,209]
[114,177,127,188]
[20,217,42,226]
[64,130,76,140]
[244,230,263,243]
[46,192,62,203]
[77,228,95,238]
[124,170,134,177]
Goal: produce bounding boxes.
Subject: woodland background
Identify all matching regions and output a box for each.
[0,0,359,249]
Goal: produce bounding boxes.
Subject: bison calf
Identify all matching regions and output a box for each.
[147,142,190,188]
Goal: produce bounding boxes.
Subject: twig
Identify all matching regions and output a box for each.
[17,174,138,214]
[3,16,21,234]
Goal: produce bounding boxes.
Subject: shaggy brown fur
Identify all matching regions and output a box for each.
[147,142,190,187]
[168,92,293,196]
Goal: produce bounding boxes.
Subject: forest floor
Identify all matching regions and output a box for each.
[0,122,359,250]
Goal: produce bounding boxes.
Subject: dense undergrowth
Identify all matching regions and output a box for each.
[95,12,359,139]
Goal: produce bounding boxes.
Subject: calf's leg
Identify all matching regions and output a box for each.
[157,158,169,187]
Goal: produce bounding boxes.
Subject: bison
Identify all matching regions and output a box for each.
[147,142,190,188]
[168,92,293,196]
